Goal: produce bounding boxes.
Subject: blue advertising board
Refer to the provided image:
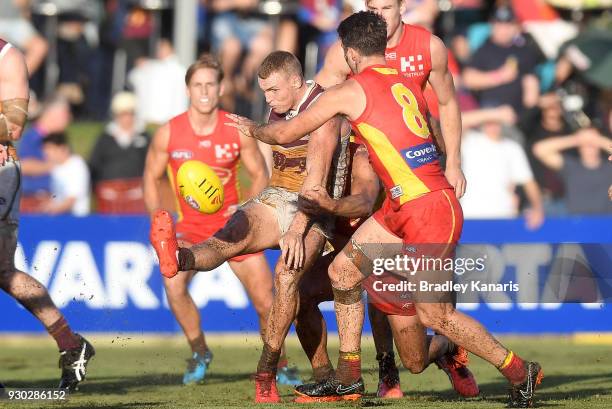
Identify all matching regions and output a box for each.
[2,215,610,334]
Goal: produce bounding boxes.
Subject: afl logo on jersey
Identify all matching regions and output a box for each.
[171,150,193,160]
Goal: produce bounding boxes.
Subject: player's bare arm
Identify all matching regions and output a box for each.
[281,115,342,270]
[143,123,171,214]
[300,145,379,218]
[238,133,269,199]
[428,35,466,198]
[226,80,365,145]
[314,40,352,88]
[0,46,29,143]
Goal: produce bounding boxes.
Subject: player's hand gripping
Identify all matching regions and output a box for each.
[298,185,336,215]
[279,230,305,271]
[445,165,466,199]
[225,113,257,138]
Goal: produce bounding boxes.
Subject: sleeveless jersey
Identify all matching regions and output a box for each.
[350,65,451,210]
[268,80,349,199]
[384,24,432,90]
[166,110,241,237]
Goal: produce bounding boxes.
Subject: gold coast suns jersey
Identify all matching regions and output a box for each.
[350,65,451,210]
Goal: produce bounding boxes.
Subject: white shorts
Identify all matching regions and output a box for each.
[0,158,20,235]
[245,186,335,253]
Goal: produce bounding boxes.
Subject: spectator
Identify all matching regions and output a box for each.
[89,91,149,213]
[128,39,188,125]
[18,96,72,210]
[461,118,545,229]
[89,91,149,183]
[519,93,573,213]
[533,127,612,215]
[210,0,273,110]
[41,132,90,216]
[463,5,543,116]
[0,0,48,76]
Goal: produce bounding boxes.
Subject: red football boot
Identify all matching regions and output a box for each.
[436,346,480,397]
[255,372,281,403]
[149,210,179,278]
[376,352,403,399]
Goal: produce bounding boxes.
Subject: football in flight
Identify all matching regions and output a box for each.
[177,160,224,214]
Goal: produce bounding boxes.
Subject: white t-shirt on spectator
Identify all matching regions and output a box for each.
[128,55,188,125]
[50,155,90,216]
[460,130,534,219]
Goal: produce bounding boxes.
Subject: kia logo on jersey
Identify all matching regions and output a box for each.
[199,140,212,148]
[400,55,424,75]
[171,150,193,160]
[385,51,397,61]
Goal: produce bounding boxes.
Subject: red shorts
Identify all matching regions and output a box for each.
[364,188,463,316]
[177,224,263,263]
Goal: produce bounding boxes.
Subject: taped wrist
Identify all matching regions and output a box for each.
[332,284,363,305]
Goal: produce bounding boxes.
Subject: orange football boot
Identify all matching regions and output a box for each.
[149,210,179,278]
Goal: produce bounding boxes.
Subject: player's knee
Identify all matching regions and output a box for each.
[327,258,343,288]
[328,258,360,290]
[252,294,272,317]
[163,277,189,298]
[401,356,427,374]
[416,304,453,331]
[274,267,300,294]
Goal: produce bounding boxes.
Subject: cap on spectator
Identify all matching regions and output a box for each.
[492,6,516,23]
[111,92,137,115]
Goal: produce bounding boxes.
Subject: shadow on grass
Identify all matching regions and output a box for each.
[3,370,610,407]
[2,370,256,396]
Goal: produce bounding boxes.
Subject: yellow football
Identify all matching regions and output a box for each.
[177,160,224,214]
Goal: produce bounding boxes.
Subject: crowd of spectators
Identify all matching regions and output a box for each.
[6,0,611,221]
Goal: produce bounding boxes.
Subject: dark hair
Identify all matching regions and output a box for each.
[337,11,387,57]
[42,132,69,147]
[258,51,303,80]
[185,53,224,85]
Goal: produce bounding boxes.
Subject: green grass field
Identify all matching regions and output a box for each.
[1,334,611,409]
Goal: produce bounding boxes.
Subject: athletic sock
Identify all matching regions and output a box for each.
[188,333,208,356]
[257,343,281,375]
[178,247,195,271]
[312,364,335,382]
[498,351,527,384]
[336,350,361,385]
[46,317,80,351]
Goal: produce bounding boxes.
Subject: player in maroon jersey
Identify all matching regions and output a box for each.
[0,38,95,391]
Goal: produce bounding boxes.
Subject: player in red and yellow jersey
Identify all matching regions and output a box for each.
[294,139,478,402]
[144,54,292,386]
[227,12,543,408]
[315,0,463,396]
[316,0,461,148]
